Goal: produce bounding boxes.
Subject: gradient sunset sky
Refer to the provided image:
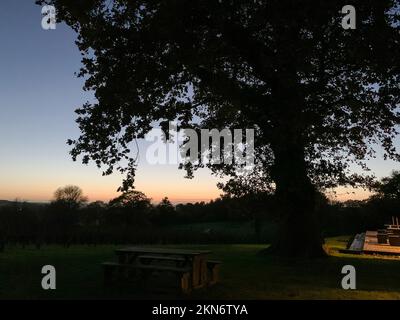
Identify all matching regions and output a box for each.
[0,0,398,204]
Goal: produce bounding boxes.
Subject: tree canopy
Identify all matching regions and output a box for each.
[375,171,400,200]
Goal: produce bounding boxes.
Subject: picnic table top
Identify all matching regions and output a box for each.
[385,225,400,229]
[115,246,211,256]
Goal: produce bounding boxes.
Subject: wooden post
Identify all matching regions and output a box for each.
[191,254,209,288]
[200,258,208,286]
[210,265,220,285]
[181,273,192,294]
[191,256,201,288]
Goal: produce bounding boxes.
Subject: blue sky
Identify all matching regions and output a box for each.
[0,0,221,203]
[0,0,398,203]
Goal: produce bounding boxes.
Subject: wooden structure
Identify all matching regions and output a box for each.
[102,247,221,294]
[362,231,400,255]
[342,217,400,256]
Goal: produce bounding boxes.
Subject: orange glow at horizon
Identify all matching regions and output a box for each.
[326,186,373,202]
[0,188,221,205]
[0,179,373,205]
[0,165,223,204]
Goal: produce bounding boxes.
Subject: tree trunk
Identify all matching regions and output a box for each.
[263,138,326,258]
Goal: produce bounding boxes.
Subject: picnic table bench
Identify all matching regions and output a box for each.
[102,247,221,294]
[102,261,193,293]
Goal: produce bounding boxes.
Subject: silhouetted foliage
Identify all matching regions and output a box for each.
[374,171,400,200]
[53,185,88,208]
[107,191,152,227]
[153,197,176,226]
[81,201,106,226]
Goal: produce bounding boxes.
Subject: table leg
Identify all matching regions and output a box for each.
[200,258,208,286]
[191,256,201,288]
[191,255,208,288]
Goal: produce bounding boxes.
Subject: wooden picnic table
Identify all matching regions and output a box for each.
[115,247,212,288]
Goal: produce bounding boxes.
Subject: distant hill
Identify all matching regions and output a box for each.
[0,200,13,206]
[0,200,47,208]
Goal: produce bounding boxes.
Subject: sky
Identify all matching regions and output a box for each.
[0,0,222,204]
[0,0,398,204]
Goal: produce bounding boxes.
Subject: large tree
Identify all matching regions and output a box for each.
[38,0,400,257]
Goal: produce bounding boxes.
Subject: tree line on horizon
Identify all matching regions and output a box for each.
[0,184,271,249]
[0,170,399,250]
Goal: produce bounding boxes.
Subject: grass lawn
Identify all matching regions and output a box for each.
[1,236,400,299]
